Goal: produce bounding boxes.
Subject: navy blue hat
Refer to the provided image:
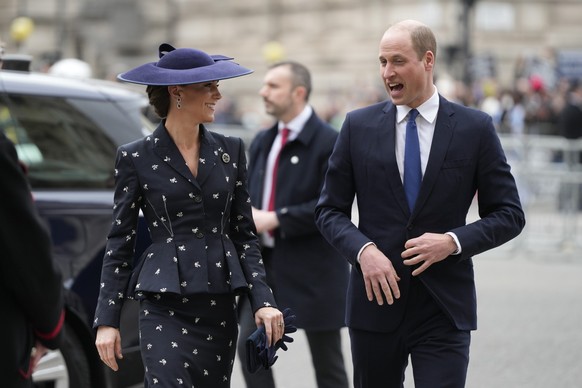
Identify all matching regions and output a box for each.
[117,43,253,86]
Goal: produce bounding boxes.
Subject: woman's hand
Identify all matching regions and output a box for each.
[95,326,123,371]
[254,307,284,347]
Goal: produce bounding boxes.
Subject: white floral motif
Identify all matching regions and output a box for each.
[183,362,189,368]
[200,158,206,164]
[204,370,209,376]
[216,262,222,268]
[193,349,199,355]
[156,325,163,331]
[182,328,188,335]
[177,212,183,217]
[213,193,219,199]
[155,268,161,275]
[178,245,186,251]
[152,164,158,170]
[169,310,175,316]
[143,184,149,190]
[220,321,226,327]
[182,297,189,303]
[177,378,183,385]
[147,343,152,349]
[132,152,139,158]
[210,300,217,306]
[159,359,166,365]
[171,342,178,348]
[115,219,121,225]
[194,262,201,268]
[121,151,127,157]
[170,177,177,183]
[207,335,213,341]
[164,156,171,162]
[181,281,187,287]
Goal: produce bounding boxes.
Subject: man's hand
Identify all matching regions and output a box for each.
[95,326,123,371]
[359,244,401,305]
[402,232,457,276]
[251,207,279,234]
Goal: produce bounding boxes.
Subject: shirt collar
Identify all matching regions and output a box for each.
[396,87,440,124]
[278,105,313,135]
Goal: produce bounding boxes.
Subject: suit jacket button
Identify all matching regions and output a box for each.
[196,232,204,239]
[193,195,202,203]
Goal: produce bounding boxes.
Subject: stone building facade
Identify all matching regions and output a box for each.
[2,0,582,122]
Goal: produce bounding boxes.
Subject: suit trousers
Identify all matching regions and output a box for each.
[139,293,238,388]
[236,248,349,388]
[349,276,471,388]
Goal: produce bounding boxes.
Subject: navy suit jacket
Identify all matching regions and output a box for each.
[315,96,525,332]
[94,122,276,329]
[247,111,349,330]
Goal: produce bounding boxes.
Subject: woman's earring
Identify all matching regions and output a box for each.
[176,97,182,110]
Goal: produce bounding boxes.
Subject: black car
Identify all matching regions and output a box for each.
[1,66,155,387]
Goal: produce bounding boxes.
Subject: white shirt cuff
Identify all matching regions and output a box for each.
[356,242,376,263]
[445,232,462,255]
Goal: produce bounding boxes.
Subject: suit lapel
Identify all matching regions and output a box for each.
[378,103,411,216]
[414,96,455,215]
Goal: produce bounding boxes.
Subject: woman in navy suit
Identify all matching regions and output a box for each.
[94,44,284,387]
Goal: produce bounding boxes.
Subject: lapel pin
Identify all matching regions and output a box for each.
[291,155,299,164]
[222,153,231,164]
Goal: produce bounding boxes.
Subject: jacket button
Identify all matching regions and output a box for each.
[193,195,202,203]
[196,232,204,239]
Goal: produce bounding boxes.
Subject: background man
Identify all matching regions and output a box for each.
[237,61,350,388]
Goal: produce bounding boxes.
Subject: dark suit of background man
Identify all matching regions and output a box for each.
[0,131,65,387]
[237,61,350,388]
[315,20,525,388]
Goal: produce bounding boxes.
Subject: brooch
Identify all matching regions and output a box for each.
[222,153,231,164]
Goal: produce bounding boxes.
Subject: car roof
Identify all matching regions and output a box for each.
[0,69,148,103]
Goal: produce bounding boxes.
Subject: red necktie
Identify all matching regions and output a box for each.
[268,128,290,212]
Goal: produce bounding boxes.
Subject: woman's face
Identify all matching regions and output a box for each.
[177,81,222,123]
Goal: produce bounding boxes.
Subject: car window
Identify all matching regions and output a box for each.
[0,94,119,189]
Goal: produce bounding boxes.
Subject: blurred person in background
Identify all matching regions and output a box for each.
[0,129,65,387]
[557,78,582,210]
[237,61,350,388]
[315,19,525,388]
[93,43,284,387]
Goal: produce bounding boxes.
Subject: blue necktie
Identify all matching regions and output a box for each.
[404,109,421,212]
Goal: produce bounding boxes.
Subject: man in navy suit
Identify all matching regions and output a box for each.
[237,61,350,388]
[315,20,525,388]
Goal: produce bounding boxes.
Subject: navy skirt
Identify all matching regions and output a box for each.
[139,293,238,387]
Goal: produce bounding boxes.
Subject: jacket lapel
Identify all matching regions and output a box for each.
[196,125,219,186]
[378,103,411,216]
[414,96,455,215]
[151,122,218,189]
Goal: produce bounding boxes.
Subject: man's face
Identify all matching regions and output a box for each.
[259,65,295,120]
[378,27,434,108]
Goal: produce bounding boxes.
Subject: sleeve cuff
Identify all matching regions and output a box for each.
[445,232,462,255]
[356,242,376,263]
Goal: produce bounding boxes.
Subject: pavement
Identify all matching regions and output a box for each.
[229,246,582,388]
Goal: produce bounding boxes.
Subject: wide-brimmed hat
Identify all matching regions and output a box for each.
[117,43,253,86]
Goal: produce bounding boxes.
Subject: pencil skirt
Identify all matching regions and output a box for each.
[139,293,238,388]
